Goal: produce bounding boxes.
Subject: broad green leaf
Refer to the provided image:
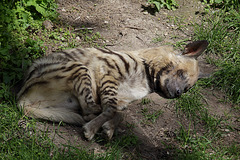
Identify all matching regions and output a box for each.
[26,1,47,17]
[153,1,161,11]
[215,0,223,3]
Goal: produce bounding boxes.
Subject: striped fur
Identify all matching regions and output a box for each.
[17,40,208,140]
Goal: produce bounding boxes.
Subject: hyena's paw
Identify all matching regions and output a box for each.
[83,114,97,122]
[102,121,115,140]
[83,122,98,141]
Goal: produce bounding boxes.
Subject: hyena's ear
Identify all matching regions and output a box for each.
[182,40,208,59]
[198,72,211,79]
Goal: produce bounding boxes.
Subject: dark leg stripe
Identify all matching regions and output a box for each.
[101,88,117,97]
[101,80,118,88]
[86,94,92,100]
[70,69,90,81]
[100,73,115,82]
[101,85,117,92]
[102,97,118,104]
[75,76,91,93]
[107,99,118,105]
[84,81,91,86]
[80,87,91,96]
[101,85,117,93]
[101,90,116,96]
[104,98,118,105]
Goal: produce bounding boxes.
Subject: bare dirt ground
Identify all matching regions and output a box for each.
[35,0,239,159]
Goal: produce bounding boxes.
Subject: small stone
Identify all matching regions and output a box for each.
[143,11,148,15]
[75,16,81,20]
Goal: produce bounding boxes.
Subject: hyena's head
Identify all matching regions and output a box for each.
[154,40,209,99]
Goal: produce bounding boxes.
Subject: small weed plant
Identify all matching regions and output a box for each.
[141,108,163,123]
[148,0,178,11]
[203,0,240,11]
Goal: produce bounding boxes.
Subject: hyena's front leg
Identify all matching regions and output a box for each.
[83,76,119,140]
[102,112,123,139]
[70,64,101,116]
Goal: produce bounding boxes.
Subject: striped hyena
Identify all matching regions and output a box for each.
[17,40,208,140]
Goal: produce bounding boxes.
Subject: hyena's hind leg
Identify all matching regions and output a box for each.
[17,84,87,126]
[70,64,102,116]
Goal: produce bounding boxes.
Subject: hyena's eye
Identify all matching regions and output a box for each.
[166,70,170,74]
[177,69,186,80]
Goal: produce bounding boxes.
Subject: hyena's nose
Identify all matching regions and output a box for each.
[175,89,182,97]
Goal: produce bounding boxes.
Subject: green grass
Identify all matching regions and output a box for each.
[173,83,239,159]
[193,9,240,104]
[175,83,222,132]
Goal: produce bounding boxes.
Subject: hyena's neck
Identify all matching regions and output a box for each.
[142,60,155,92]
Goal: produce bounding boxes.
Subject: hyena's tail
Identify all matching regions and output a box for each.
[20,106,86,126]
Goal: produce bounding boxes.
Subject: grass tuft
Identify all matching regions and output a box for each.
[194,9,240,104]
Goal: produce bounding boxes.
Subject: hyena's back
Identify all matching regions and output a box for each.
[17,47,145,125]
